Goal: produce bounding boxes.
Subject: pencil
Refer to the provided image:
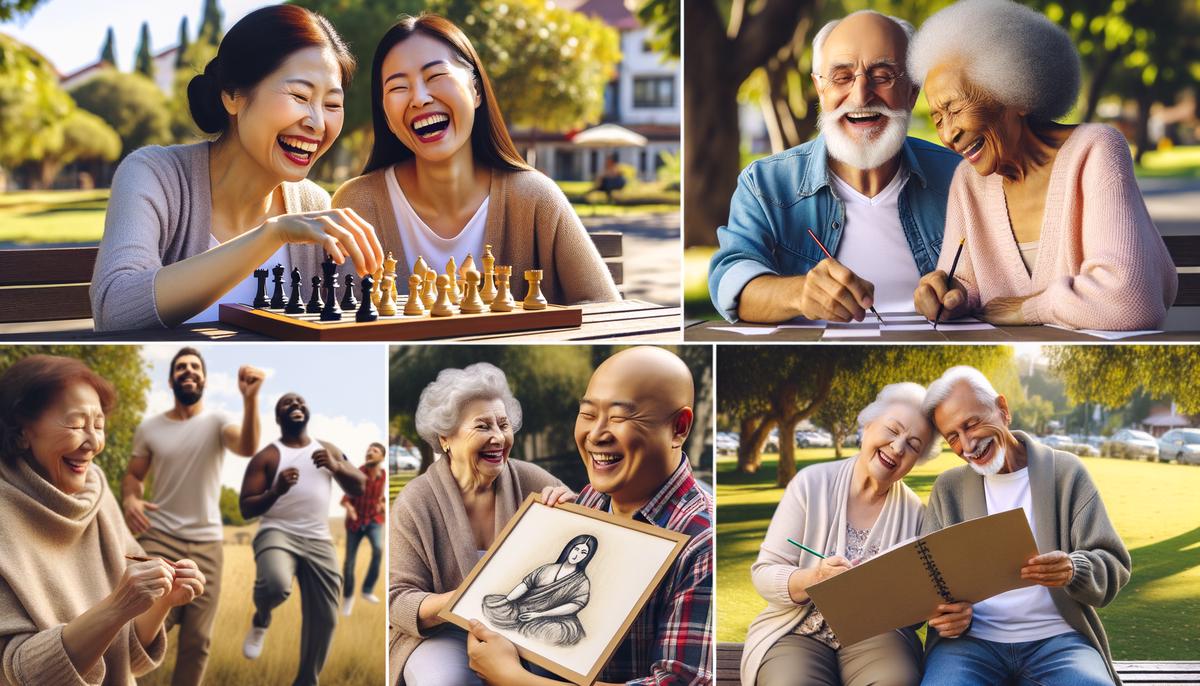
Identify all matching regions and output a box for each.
[806,228,884,323]
[786,538,827,559]
[932,237,966,330]
[125,554,177,567]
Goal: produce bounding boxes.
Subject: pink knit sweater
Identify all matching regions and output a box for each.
[939,123,1177,329]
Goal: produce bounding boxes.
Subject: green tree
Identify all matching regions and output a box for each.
[1047,345,1200,414]
[0,0,46,21]
[71,70,174,158]
[0,35,74,175]
[0,346,149,497]
[135,22,155,79]
[32,108,122,188]
[169,38,219,142]
[176,16,191,68]
[199,0,224,46]
[99,26,117,66]
[635,0,681,59]
[219,485,245,526]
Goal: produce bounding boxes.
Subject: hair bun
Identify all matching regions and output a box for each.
[187,70,227,134]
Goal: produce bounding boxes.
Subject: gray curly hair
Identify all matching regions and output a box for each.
[856,382,941,463]
[414,363,523,457]
[908,0,1080,121]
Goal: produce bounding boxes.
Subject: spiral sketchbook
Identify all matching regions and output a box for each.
[805,508,1039,646]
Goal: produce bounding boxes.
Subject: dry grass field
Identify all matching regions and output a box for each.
[138,522,385,686]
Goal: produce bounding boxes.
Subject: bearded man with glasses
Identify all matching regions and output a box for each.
[709,10,962,324]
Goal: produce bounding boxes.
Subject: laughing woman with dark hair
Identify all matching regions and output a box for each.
[332,14,619,306]
[91,5,382,331]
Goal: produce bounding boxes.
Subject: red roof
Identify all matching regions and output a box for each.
[554,0,639,31]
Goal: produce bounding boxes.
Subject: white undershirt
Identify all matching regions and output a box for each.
[186,237,291,324]
[971,467,1075,643]
[385,164,488,276]
[1017,240,1041,277]
[829,167,922,313]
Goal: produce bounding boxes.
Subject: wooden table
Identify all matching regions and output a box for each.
[684,319,1200,342]
[0,299,682,343]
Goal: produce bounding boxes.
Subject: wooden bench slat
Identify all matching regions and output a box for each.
[589,231,624,258]
[1176,273,1200,307]
[0,247,98,286]
[1165,235,1200,267]
[0,284,92,323]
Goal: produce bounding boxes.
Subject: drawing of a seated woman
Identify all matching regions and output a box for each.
[482,534,598,647]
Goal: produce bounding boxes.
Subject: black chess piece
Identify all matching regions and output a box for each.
[269,263,286,309]
[252,269,269,308]
[285,267,304,314]
[341,273,358,310]
[356,274,378,322]
[320,257,342,321]
[306,275,323,313]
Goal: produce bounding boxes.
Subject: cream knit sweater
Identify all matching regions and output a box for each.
[0,458,166,685]
[940,124,1177,330]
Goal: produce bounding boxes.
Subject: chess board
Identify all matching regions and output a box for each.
[219,300,583,341]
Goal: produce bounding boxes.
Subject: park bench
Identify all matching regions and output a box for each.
[716,642,1200,684]
[0,232,624,324]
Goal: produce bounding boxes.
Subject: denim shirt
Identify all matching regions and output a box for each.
[708,134,963,321]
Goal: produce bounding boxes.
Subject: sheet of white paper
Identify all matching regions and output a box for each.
[936,322,996,331]
[877,313,929,322]
[822,328,881,339]
[711,326,780,336]
[1076,329,1162,340]
[881,323,936,331]
[778,322,828,329]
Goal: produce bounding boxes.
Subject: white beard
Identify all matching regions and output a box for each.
[965,436,1006,476]
[818,102,911,171]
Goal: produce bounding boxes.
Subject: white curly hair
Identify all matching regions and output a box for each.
[811,10,916,77]
[857,381,941,463]
[414,362,523,457]
[921,366,1001,418]
[908,0,1080,121]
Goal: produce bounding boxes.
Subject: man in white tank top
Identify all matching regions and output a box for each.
[920,366,1130,686]
[122,347,264,686]
[238,392,366,686]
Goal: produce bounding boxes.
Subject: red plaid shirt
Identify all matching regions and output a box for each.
[576,456,713,685]
[342,465,385,532]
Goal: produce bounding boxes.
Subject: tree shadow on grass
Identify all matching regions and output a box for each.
[27,201,108,217]
[1104,526,1200,659]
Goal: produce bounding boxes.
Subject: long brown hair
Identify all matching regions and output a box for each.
[362,14,530,175]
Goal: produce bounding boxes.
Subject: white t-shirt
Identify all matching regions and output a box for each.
[132,409,233,542]
[971,467,1076,642]
[385,164,488,276]
[829,168,923,313]
[186,237,292,324]
[259,439,333,541]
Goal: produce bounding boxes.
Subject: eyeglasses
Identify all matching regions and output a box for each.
[814,67,906,94]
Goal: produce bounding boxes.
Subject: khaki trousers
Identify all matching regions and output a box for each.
[757,629,923,686]
[138,528,224,686]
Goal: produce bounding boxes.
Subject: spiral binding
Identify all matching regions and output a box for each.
[915,539,954,603]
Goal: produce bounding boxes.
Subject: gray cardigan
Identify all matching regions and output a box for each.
[922,431,1131,685]
[90,142,330,331]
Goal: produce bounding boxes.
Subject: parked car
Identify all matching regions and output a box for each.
[715,432,740,454]
[796,430,832,448]
[1040,435,1075,450]
[1038,435,1097,457]
[1158,428,1200,465]
[1100,429,1160,461]
[389,444,421,471]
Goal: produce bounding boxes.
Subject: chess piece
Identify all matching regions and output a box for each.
[378,276,397,316]
[306,275,323,313]
[403,274,425,316]
[285,268,304,314]
[461,253,476,276]
[383,252,398,279]
[371,266,383,308]
[480,244,497,303]
[413,255,429,281]
[252,269,270,308]
[420,267,437,308]
[356,275,379,322]
[341,274,358,310]
[430,274,455,317]
[523,269,547,310]
[269,263,286,309]
[490,266,515,312]
[460,270,486,313]
[445,257,460,305]
[320,257,341,321]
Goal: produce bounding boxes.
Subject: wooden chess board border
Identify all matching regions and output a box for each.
[218,302,583,341]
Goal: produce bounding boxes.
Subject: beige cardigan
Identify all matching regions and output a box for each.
[922,432,1131,685]
[0,458,167,685]
[332,166,620,305]
[740,456,924,686]
[388,456,562,686]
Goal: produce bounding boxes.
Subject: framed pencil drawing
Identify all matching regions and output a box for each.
[438,493,689,685]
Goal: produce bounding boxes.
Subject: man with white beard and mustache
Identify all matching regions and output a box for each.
[919,366,1130,686]
[709,10,962,324]
[122,347,265,686]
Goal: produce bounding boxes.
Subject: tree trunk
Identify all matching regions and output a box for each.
[737,414,770,473]
[1135,88,1154,165]
[683,45,741,247]
[832,424,845,459]
[1082,47,1123,122]
[418,443,435,475]
[775,414,800,486]
[687,370,714,466]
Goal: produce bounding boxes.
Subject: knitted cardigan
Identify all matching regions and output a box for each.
[0,458,167,685]
[387,456,563,686]
[332,166,620,305]
[939,124,1177,330]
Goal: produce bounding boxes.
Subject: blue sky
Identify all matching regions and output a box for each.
[1,0,268,74]
[140,343,388,517]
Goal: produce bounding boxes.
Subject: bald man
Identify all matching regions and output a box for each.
[467,347,714,686]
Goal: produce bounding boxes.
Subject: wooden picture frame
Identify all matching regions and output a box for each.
[438,493,689,685]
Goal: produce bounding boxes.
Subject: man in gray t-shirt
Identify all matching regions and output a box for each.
[123,347,264,686]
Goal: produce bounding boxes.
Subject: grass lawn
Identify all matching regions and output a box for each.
[0,189,109,244]
[716,449,1200,660]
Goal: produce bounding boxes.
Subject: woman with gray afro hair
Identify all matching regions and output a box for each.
[390,362,575,686]
[739,381,935,686]
[909,0,1176,332]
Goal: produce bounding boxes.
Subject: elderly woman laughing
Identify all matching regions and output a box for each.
[910,0,1177,330]
[741,383,938,686]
